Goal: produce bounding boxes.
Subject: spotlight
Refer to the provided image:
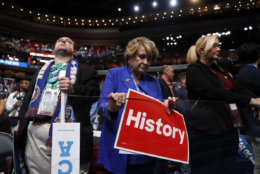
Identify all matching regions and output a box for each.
[118,8,122,12]
[152,1,158,7]
[170,0,177,7]
[134,5,140,12]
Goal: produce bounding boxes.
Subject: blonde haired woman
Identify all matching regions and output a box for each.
[185,35,260,174]
[98,37,177,174]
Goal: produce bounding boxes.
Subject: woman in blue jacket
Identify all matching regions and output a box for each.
[98,37,177,174]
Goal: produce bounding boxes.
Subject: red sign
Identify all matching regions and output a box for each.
[115,89,189,163]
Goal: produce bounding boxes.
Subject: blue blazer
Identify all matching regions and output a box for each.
[98,65,163,174]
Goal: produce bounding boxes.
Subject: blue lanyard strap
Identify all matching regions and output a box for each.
[130,72,140,92]
[128,66,140,92]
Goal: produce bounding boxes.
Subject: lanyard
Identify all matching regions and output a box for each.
[128,67,141,92]
[130,72,141,92]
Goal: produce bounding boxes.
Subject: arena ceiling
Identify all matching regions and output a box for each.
[7,0,229,18]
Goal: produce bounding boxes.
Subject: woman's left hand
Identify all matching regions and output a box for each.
[164,97,178,114]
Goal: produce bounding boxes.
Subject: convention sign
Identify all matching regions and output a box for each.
[115,89,189,163]
[51,123,80,174]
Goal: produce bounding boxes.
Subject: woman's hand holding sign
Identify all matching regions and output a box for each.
[108,92,127,112]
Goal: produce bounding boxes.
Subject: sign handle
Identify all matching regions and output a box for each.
[59,71,67,123]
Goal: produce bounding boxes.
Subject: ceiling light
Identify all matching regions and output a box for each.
[134,5,140,12]
[152,1,158,7]
[214,5,220,10]
[170,0,177,7]
[118,8,121,12]
[191,0,198,3]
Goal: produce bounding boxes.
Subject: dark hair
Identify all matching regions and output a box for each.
[178,72,186,81]
[237,42,260,64]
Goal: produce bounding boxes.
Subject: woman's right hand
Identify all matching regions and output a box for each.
[108,92,127,112]
[250,98,260,108]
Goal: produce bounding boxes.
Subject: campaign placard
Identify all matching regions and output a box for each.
[115,89,189,163]
[51,123,80,174]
